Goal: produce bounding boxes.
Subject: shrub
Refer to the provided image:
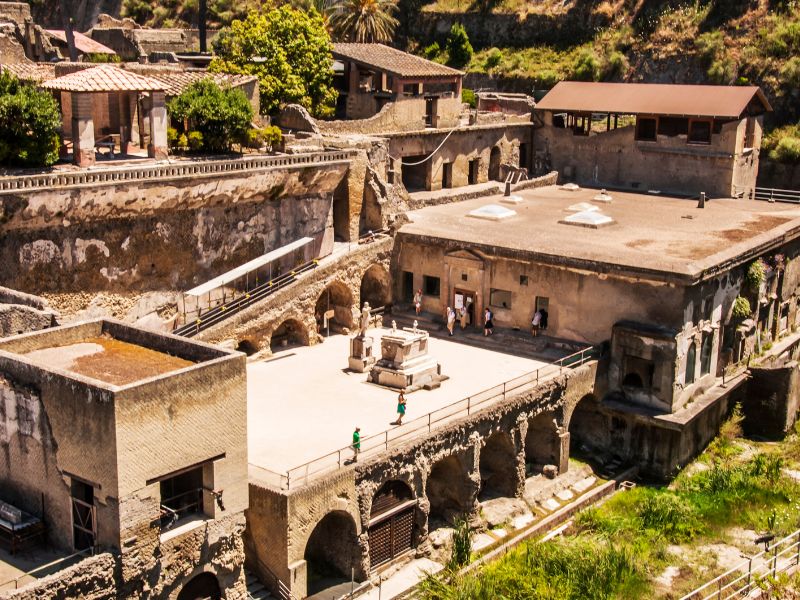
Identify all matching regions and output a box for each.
[168,79,254,153]
[534,69,561,89]
[0,71,61,168]
[167,126,179,148]
[485,47,503,70]
[187,130,204,151]
[177,133,188,151]
[732,296,751,320]
[445,23,473,69]
[423,41,441,60]
[770,136,800,163]
[780,57,800,89]
[572,50,600,81]
[696,30,725,65]
[745,259,766,290]
[707,57,737,84]
[246,125,282,150]
[637,492,702,542]
[603,50,628,79]
[461,88,476,109]
[449,516,472,569]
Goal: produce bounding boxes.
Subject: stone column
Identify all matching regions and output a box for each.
[71,92,95,167]
[558,431,571,475]
[148,91,168,160]
[118,91,132,155]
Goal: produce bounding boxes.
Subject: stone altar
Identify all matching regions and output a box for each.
[349,335,376,372]
[368,327,445,391]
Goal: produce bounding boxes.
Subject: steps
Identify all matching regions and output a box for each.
[245,569,274,600]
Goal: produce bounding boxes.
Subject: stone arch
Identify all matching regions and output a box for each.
[315,280,354,335]
[426,454,475,527]
[360,264,391,310]
[269,317,310,352]
[235,339,259,356]
[478,431,517,500]
[304,510,363,595]
[568,394,608,463]
[368,480,417,568]
[176,572,221,600]
[488,146,502,181]
[525,411,560,475]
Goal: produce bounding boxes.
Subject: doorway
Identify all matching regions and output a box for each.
[425,97,438,128]
[468,159,479,185]
[71,479,96,550]
[442,162,453,189]
[454,288,476,328]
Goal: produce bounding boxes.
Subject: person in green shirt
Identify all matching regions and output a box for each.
[352,427,361,462]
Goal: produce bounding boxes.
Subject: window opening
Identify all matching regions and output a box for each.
[635,117,657,141]
[160,466,204,531]
[423,275,440,297]
[71,479,96,550]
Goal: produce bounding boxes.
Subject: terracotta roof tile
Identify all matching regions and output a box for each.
[0,62,56,84]
[146,71,257,97]
[45,30,116,55]
[333,43,462,78]
[535,82,772,119]
[41,65,165,92]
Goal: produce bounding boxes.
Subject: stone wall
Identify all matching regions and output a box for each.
[1,553,117,600]
[318,97,462,136]
[745,361,800,438]
[0,161,349,294]
[0,286,58,338]
[757,159,800,192]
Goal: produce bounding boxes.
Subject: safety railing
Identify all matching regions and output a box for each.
[0,150,355,194]
[159,487,204,531]
[734,185,800,203]
[680,528,800,600]
[0,547,95,591]
[250,555,301,600]
[251,344,600,491]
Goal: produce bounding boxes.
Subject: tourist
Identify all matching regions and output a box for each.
[531,309,542,337]
[447,306,456,336]
[414,288,422,315]
[395,392,407,425]
[540,307,549,331]
[352,427,361,462]
[459,305,468,329]
[484,307,494,336]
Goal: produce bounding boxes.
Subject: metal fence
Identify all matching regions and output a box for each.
[680,528,800,600]
[249,345,600,491]
[734,186,800,203]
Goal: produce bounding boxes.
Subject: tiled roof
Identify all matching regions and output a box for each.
[0,62,56,84]
[44,30,116,55]
[333,43,463,78]
[146,71,258,97]
[536,82,772,119]
[41,65,165,92]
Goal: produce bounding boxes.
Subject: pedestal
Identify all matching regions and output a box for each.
[348,335,376,372]
[368,328,445,392]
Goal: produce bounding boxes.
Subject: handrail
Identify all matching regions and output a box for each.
[0,547,95,591]
[680,528,800,599]
[0,150,355,194]
[250,344,600,491]
[733,185,800,203]
[251,555,301,600]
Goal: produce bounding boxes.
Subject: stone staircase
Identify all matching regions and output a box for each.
[245,569,274,600]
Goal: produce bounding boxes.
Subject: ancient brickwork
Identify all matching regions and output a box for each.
[1,553,117,600]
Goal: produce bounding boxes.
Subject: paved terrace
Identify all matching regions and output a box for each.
[400,185,800,282]
[247,329,582,488]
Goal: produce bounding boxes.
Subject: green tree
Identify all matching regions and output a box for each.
[0,71,61,168]
[168,79,254,153]
[210,7,338,117]
[328,0,399,43]
[445,22,473,69]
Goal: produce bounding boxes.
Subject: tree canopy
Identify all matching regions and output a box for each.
[168,78,254,153]
[329,0,400,44]
[0,71,61,168]
[210,6,338,118]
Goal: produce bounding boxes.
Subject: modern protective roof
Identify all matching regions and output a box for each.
[332,43,463,78]
[185,237,314,297]
[535,82,772,118]
[41,65,165,92]
[146,71,258,98]
[45,30,116,55]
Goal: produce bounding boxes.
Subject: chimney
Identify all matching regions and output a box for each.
[697,192,706,209]
[199,0,207,53]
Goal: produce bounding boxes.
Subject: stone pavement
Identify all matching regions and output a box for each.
[360,557,444,600]
[247,328,548,474]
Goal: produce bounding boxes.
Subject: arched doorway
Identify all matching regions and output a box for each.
[488,146,502,181]
[685,342,697,384]
[427,455,474,528]
[177,572,221,600]
[304,511,362,596]
[368,480,416,568]
[478,432,517,500]
[236,339,259,356]
[270,318,309,352]
[315,281,354,336]
[569,395,608,464]
[360,264,391,310]
[525,411,559,475]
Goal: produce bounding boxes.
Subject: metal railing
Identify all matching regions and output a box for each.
[160,488,204,531]
[0,150,355,194]
[250,345,600,490]
[734,185,800,203]
[680,528,800,599]
[250,555,301,600]
[0,547,95,591]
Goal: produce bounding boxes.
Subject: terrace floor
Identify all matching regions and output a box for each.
[247,328,562,481]
[0,546,76,593]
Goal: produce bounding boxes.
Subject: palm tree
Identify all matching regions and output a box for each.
[328,0,399,43]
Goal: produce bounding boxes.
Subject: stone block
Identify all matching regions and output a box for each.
[542,464,558,479]
[348,335,376,372]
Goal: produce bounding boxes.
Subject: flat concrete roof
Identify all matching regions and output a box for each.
[247,330,554,477]
[399,186,800,283]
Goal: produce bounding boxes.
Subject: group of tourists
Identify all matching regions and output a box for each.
[351,391,407,462]
[531,307,549,336]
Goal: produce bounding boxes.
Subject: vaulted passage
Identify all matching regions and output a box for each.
[479,432,517,500]
[304,511,361,595]
[427,454,474,527]
[269,318,309,352]
[526,411,559,475]
[315,281,354,335]
[368,480,416,568]
[569,394,608,463]
[360,264,391,310]
[177,572,221,600]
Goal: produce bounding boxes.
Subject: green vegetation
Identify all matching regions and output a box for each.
[461,88,476,108]
[0,70,61,168]
[732,296,752,320]
[167,79,254,153]
[210,7,337,117]
[122,0,261,28]
[419,409,800,599]
[448,517,472,569]
[745,259,767,290]
[764,123,800,163]
[445,23,473,68]
[328,0,400,43]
